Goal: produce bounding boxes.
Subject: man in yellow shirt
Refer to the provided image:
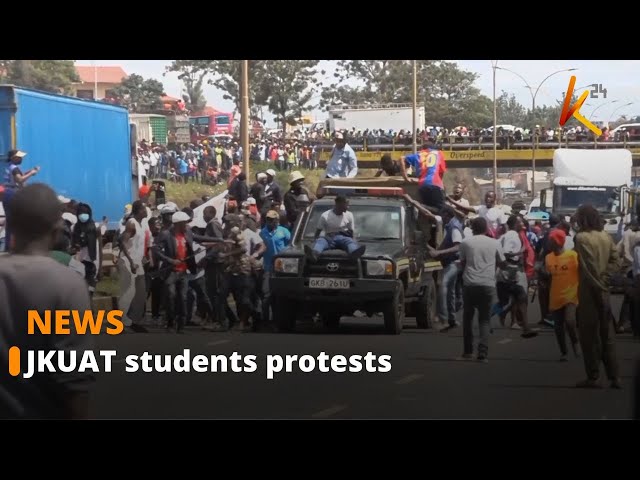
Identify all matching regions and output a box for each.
[544,229,580,361]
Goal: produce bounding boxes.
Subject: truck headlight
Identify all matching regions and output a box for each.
[274,258,299,274]
[365,260,393,277]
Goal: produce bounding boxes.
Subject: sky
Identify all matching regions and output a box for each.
[77,60,640,126]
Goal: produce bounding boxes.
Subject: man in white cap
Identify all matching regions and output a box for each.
[250,172,267,213]
[153,210,197,333]
[3,149,40,251]
[158,202,178,231]
[284,171,314,226]
[324,131,358,179]
[263,168,283,215]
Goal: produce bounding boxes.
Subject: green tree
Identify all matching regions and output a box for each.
[110,74,165,113]
[417,61,492,128]
[261,60,320,131]
[496,91,527,126]
[523,93,580,130]
[0,60,79,94]
[165,60,210,112]
[207,60,270,115]
[323,60,494,128]
[320,60,410,108]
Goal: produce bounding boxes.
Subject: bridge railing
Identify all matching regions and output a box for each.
[313,138,640,152]
[312,140,640,168]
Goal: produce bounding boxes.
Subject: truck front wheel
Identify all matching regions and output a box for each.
[383,281,404,335]
[273,297,296,332]
[415,276,435,329]
[322,313,341,333]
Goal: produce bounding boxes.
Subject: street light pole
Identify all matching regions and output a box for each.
[412,60,417,154]
[241,60,250,185]
[589,99,619,121]
[92,60,98,100]
[608,102,633,124]
[495,66,577,199]
[492,60,498,198]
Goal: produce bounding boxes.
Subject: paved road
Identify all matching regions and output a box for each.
[91,296,639,419]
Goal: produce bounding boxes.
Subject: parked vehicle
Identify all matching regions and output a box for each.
[0,85,134,229]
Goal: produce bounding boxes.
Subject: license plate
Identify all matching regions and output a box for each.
[309,278,350,289]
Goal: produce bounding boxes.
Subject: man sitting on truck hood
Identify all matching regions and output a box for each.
[304,195,366,262]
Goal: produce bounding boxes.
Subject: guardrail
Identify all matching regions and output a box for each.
[314,144,640,169]
[311,139,640,152]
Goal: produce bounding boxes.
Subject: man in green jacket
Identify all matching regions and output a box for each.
[573,205,622,389]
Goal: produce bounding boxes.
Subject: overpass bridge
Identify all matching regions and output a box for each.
[316,141,640,169]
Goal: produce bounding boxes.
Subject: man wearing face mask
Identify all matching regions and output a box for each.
[71,203,102,296]
[2,149,41,251]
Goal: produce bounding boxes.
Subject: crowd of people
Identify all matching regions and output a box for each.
[252,122,640,150]
[374,140,638,389]
[134,137,322,188]
[113,163,317,334]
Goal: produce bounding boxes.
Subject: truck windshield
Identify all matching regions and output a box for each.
[302,204,402,241]
[555,186,619,214]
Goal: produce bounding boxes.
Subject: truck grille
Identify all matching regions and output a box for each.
[304,259,360,278]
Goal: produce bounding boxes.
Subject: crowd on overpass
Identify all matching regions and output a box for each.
[251,123,640,149]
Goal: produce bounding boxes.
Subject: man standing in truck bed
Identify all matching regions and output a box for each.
[400,141,447,212]
[324,132,358,179]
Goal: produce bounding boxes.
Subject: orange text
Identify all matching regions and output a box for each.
[27,310,124,335]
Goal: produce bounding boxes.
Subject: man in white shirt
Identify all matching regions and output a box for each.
[118,200,149,333]
[449,183,470,209]
[150,148,159,178]
[474,192,508,236]
[304,195,365,262]
[618,220,640,265]
[448,190,506,237]
[495,215,538,338]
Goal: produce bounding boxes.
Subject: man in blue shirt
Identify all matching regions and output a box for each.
[260,209,291,327]
[427,205,464,332]
[324,132,358,179]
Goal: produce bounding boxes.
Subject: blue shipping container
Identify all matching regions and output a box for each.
[0,85,132,229]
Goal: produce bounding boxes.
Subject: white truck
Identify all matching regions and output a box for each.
[540,149,632,236]
[327,103,425,133]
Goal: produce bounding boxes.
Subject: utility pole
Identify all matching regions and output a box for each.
[492,61,498,198]
[412,60,417,154]
[241,60,250,185]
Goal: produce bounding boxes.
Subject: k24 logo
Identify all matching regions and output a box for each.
[559,76,603,136]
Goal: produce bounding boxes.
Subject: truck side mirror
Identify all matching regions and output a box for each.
[540,189,547,211]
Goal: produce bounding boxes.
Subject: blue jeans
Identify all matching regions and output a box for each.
[313,234,358,254]
[438,263,459,326]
